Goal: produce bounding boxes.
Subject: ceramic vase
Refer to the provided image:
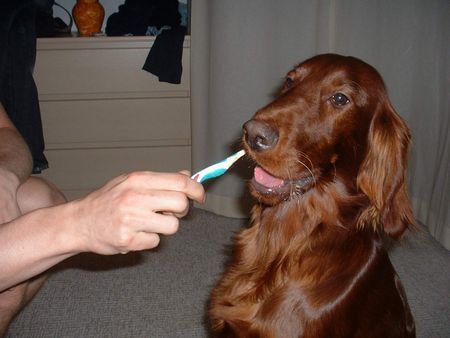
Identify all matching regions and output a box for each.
[72,0,105,37]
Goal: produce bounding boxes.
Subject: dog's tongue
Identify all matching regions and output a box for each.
[254,167,284,188]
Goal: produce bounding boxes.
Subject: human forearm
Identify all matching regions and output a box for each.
[0,203,80,291]
[0,171,205,291]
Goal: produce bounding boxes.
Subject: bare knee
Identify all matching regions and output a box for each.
[17,176,66,214]
[0,178,64,334]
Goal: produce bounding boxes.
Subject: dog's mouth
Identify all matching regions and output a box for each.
[250,166,315,201]
[252,166,289,194]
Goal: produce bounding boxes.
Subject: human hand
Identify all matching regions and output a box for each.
[69,171,205,255]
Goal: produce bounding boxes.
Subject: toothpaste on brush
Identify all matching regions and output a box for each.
[191,150,246,183]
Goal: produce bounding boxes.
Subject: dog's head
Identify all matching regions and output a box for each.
[243,54,415,237]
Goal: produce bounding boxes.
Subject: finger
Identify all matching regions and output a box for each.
[146,190,190,215]
[139,212,180,235]
[162,205,189,219]
[126,172,205,204]
[126,232,161,252]
[184,179,205,204]
[121,191,185,233]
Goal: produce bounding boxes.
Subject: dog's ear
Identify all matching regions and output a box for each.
[357,97,416,238]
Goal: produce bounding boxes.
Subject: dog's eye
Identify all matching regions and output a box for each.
[330,93,349,106]
[283,76,294,90]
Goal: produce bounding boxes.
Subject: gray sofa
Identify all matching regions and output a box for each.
[7,208,450,337]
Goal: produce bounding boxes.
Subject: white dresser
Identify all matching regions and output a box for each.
[34,36,191,200]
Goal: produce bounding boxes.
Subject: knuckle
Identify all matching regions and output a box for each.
[117,189,137,205]
[127,171,142,179]
[174,173,190,191]
[126,171,146,183]
[116,227,134,250]
[117,211,132,226]
[173,193,189,211]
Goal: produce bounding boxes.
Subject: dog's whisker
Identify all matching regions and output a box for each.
[285,166,296,200]
[295,158,317,187]
[295,151,317,184]
[297,150,314,171]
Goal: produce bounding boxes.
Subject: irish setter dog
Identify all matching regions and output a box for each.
[209,54,416,337]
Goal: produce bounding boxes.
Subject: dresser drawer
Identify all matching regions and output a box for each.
[40,97,191,149]
[35,36,190,100]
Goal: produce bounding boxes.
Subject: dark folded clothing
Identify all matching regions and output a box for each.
[105,0,180,37]
[142,25,186,84]
[0,0,48,173]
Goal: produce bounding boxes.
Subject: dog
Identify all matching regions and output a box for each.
[209,54,416,337]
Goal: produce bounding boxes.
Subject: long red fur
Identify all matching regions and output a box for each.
[209,54,416,337]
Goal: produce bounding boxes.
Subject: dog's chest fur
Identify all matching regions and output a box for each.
[209,200,414,337]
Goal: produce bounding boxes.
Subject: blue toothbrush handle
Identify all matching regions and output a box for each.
[191,150,245,183]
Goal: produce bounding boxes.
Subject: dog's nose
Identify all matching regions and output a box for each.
[243,120,279,151]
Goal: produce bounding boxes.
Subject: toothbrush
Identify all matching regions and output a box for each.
[191,150,245,183]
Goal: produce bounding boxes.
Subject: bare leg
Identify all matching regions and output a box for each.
[0,177,66,336]
[0,275,47,337]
